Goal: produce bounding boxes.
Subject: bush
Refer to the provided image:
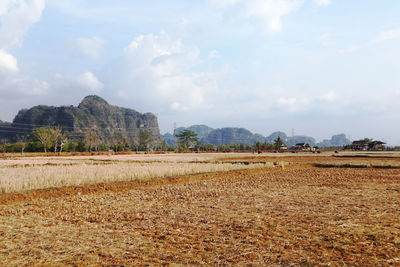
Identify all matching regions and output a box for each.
[25,141,43,152]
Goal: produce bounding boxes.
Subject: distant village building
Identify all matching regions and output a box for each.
[368,141,386,151]
[293,143,311,151]
[279,143,288,150]
[350,141,368,150]
[351,140,386,151]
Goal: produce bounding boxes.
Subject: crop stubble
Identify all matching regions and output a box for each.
[0,154,399,265]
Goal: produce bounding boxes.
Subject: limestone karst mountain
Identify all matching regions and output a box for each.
[0,95,162,145]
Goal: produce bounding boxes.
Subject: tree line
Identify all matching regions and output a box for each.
[173,130,288,152]
[0,127,171,153]
[0,127,297,154]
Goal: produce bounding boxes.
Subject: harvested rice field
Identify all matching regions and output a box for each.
[0,152,399,266]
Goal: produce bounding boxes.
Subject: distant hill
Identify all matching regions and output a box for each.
[165,125,215,146]
[0,120,12,141]
[203,127,254,146]
[317,134,351,147]
[264,132,317,146]
[161,124,348,148]
[288,135,317,147]
[252,133,266,144]
[174,125,214,140]
[0,95,162,145]
[265,131,288,144]
[162,132,175,146]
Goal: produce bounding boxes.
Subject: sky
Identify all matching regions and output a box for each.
[0,0,400,144]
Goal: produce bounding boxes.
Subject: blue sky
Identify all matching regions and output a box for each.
[1,0,400,144]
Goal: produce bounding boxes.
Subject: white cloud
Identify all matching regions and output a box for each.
[341,28,400,53]
[0,0,17,16]
[313,0,331,6]
[277,96,310,111]
[171,102,189,111]
[208,49,219,59]
[320,91,336,102]
[17,78,49,95]
[244,0,303,34]
[110,31,216,111]
[0,76,49,98]
[372,28,400,43]
[54,72,104,93]
[0,0,48,101]
[78,72,104,92]
[72,37,104,60]
[0,0,45,76]
[275,92,337,113]
[211,0,303,34]
[0,49,18,76]
[0,0,45,49]
[278,97,297,105]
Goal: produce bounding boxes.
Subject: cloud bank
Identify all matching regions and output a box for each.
[0,0,45,49]
[0,0,48,105]
[211,0,304,34]
[107,31,217,112]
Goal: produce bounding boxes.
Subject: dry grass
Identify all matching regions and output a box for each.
[0,160,267,194]
[0,153,399,265]
[0,152,261,163]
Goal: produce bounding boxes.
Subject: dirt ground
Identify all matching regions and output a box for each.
[0,155,399,266]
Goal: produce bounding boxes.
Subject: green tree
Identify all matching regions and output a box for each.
[98,143,109,151]
[84,128,100,151]
[77,140,88,152]
[68,140,79,152]
[160,140,169,152]
[16,134,30,154]
[59,135,68,153]
[139,131,153,151]
[274,136,284,150]
[0,139,7,153]
[218,144,231,152]
[175,130,199,151]
[256,141,262,153]
[361,138,373,144]
[25,140,42,152]
[33,127,53,153]
[49,126,63,153]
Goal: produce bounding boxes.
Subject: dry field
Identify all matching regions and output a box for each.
[0,152,399,266]
[0,153,268,193]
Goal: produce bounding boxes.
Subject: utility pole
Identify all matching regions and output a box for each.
[173,122,177,147]
[291,128,295,146]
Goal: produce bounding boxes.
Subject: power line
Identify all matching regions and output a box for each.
[0,123,160,131]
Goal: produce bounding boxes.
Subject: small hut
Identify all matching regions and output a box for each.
[293,143,310,151]
[368,141,386,151]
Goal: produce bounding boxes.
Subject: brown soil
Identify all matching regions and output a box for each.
[0,157,399,266]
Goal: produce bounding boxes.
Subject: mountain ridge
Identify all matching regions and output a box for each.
[0,95,162,145]
[162,125,351,148]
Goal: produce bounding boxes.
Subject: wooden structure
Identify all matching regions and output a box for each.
[351,140,386,151]
[368,141,386,151]
[279,144,288,150]
[293,143,311,151]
